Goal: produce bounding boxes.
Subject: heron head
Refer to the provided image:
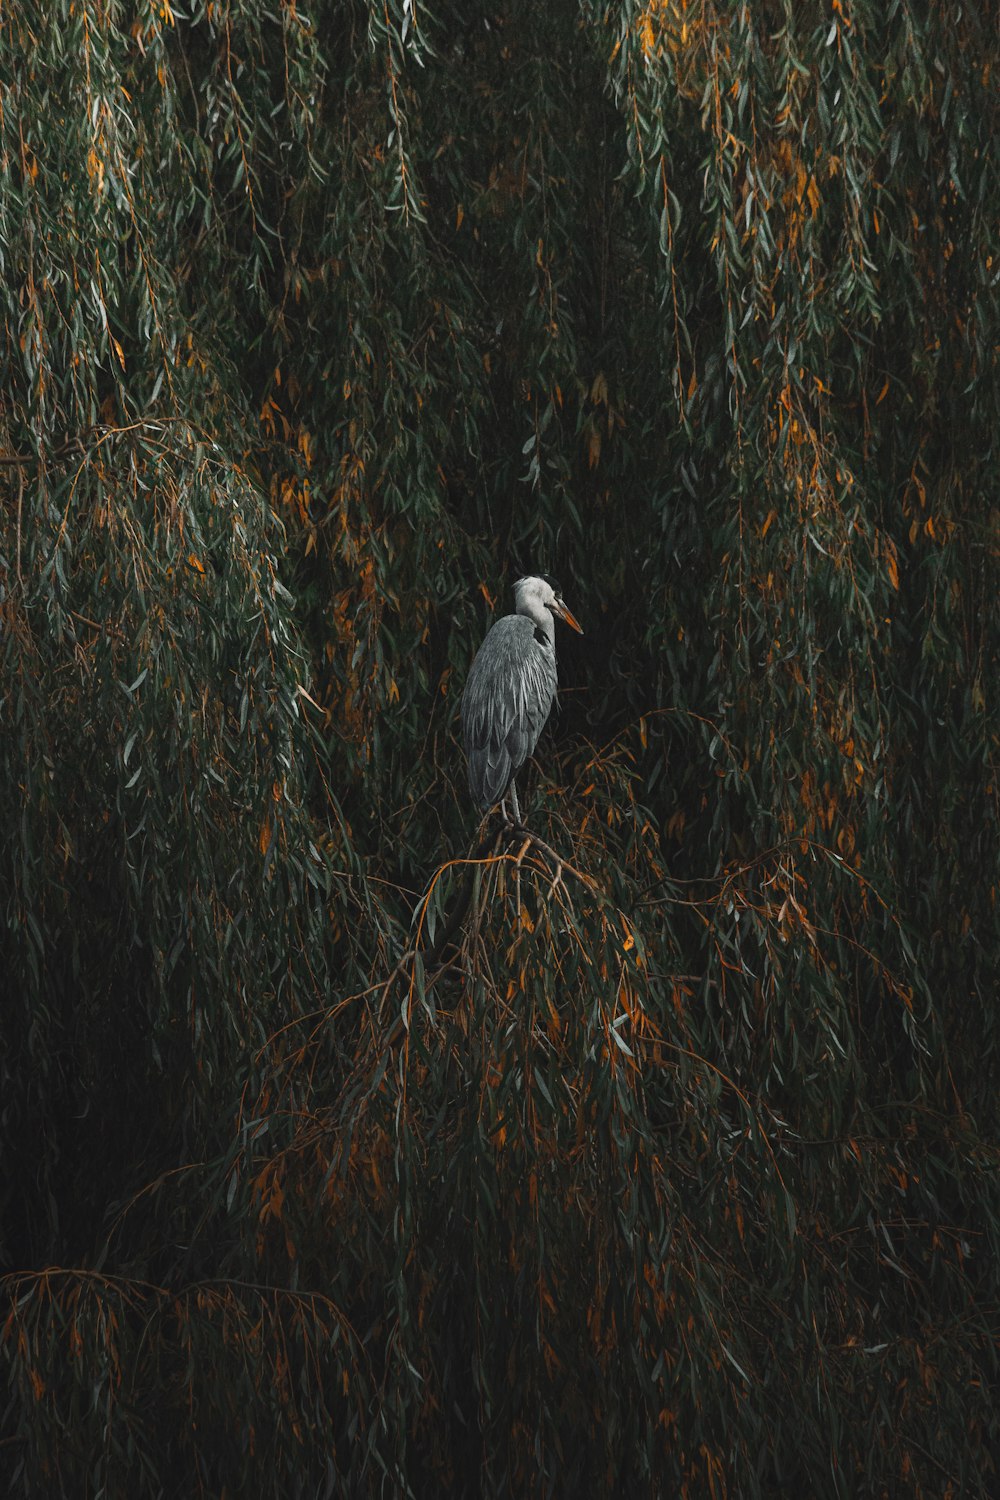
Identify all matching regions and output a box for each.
[514,575,583,634]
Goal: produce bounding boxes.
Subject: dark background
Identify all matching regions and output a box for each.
[1,0,997,1494]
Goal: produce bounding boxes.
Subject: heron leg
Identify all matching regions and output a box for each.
[509,780,522,828]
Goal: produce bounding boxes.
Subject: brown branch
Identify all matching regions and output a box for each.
[506,825,597,894]
[0,437,85,468]
[14,461,24,588]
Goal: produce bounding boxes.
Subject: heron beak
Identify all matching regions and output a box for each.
[553,600,583,634]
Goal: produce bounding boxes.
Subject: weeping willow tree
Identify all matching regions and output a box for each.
[1,0,997,1494]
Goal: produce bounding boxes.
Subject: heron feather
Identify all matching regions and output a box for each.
[461,614,557,811]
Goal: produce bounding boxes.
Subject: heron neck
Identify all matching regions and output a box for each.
[517,599,554,646]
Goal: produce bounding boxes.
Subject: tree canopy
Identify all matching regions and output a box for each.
[1,0,997,1494]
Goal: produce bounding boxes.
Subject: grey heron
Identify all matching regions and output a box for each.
[461,575,583,825]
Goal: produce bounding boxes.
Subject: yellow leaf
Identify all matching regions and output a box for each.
[806,175,820,217]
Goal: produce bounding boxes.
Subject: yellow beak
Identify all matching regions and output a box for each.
[553,599,583,634]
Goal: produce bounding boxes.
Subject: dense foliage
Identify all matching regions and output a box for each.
[1,0,997,1494]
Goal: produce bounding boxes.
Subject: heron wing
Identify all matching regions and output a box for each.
[461,616,558,810]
